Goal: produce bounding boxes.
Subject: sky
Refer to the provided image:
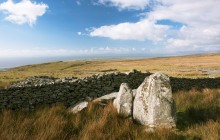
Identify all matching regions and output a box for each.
[0,0,220,67]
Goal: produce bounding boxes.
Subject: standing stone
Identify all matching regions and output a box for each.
[113,83,133,117]
[133,72,176,129]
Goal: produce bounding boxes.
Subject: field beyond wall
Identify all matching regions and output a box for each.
[0,53,220,88]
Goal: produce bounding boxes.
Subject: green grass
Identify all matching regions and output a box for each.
[0,89,219,140]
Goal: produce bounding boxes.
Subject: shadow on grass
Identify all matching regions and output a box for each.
[176,106,220,131]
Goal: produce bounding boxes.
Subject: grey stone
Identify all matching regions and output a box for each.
[132,89,137,97]
[93,92,117,103]
[69,101,88,114]
[133,72,176,129]
[113,83,133,117]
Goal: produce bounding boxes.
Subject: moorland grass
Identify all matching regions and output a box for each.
[0,53,219,139]
[0,89,219,140]
[0,53,220,88]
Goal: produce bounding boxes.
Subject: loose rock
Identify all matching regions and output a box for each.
[69,101,88,114]
[93,92,117,104]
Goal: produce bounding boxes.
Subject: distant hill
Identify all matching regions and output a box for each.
[0,53,219,88]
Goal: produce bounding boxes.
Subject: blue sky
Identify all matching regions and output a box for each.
[0,0,220,66]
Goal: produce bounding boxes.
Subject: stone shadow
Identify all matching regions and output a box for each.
[176,106,220,130]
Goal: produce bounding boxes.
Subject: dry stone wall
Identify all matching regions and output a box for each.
[0,70,150,110]
[0,70,220,111]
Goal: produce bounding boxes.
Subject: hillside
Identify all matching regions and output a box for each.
[0,53,220,88]
[0,53,220,139]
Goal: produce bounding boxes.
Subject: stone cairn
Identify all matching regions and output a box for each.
[70,72,177,130]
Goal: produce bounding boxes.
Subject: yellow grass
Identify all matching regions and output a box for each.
[0,53,219,139]
[0,89,219,139]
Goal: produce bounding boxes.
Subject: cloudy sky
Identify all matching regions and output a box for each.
[0,0,220,62]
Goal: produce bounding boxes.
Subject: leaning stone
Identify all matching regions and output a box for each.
[69,101,88,114]
[133,72,176,129]
[113,83,133,117]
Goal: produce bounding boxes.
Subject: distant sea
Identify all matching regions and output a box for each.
[0,57,80,69]
[0,52,218,70]
[0,54,158,69]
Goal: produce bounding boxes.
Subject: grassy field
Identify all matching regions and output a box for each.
[0,89,219,140]
[0,53,220,88]
[0,53,219,139]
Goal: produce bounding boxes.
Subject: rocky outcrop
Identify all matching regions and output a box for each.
[113,83,133,117]
[133,72,176,129]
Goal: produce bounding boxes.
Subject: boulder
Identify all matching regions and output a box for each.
[69,101,88,114]
[133,72,176,129]
[113,83,133,117]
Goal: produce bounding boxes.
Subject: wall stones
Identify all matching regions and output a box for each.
[0,70,220,111]
[0,70,151,110]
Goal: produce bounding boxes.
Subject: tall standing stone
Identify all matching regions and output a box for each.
[113,83,133,117]
[133,72,176,129]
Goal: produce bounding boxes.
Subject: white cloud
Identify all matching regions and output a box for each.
[0,0,48,26]
[90,19,169,41]
[152,0,220,51]
[77,32,82,35]
[76,1,81,6]
[90,0,220,52]
[97,0,149,10]
[149,0,220,26]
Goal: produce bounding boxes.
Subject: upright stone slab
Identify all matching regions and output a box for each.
[133,72,176,129]
[113,83,133,117]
